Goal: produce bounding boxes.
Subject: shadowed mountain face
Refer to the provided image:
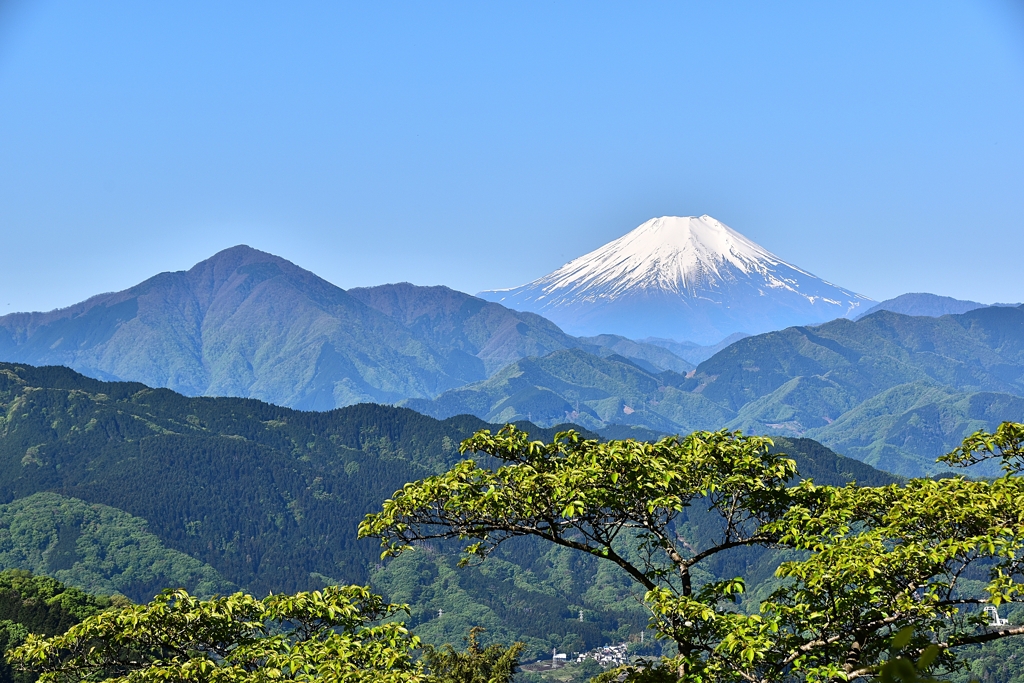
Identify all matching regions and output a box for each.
[0,247,595,409]
[0,247,692,410]
[346,283,582,377]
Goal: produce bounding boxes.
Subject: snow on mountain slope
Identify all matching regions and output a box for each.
[478,215,873,344]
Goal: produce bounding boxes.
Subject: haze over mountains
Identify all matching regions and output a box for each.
[852,292,995,320]
[0,222,1020,477]
[0,247,689,409]
[478,215,873,343]
[405,305,1024,476]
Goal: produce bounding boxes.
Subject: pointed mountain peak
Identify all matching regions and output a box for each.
[188,244,288,271]
[623,215,774,261]
[478,215,872,343]
[182,245,317,299]
[512,214,807,300]
[593,214,783,273]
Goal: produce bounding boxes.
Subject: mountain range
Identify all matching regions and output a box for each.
[0,247,689,409]
[409,305,1024,476]
[479,215,873,343]
[0,235,1020,477]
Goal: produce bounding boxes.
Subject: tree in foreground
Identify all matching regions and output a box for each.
[421,627,523,683]
[359,422,1024,681]
[8,585,426,683]
[0,570,121,683]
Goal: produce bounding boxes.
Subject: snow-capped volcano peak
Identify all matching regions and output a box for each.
[539,215,812,298]
[478,215,872,344]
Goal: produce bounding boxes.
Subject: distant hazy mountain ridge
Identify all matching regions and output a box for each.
[0,247,582,408]
[478,215,873,343]
[640,332,750,365]
[0,247,692,409]
[852,293,989,320]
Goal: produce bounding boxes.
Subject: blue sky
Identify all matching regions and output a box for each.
[1,1,1022,312]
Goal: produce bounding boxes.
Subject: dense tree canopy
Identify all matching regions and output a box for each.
[8,586,426,683]
[420,627,522,683]
[0,570,117,683]
[360,423,1024,681]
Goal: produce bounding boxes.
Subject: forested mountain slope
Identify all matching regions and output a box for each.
[0,362,898,659]
[694,306,1024,474]
[402,348,726,434]
[0,493,233,601]
[693,306,1024,411]
[0,362,513,595]
[413,306,1024,476]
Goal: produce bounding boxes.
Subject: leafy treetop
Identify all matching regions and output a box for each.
[8,585,425,683]
[361,423,1024,682]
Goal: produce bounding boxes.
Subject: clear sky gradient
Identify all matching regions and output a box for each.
[1,1,1022,313]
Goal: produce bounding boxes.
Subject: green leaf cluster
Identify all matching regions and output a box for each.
[421,627,522,683]
[362,422,1024,681]
[7,585,425,683]
[0,569,116,683]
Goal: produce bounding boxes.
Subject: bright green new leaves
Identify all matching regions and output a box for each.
[360,426,799,679]
[758,468,1024,680]
[359,426,793,592]
[940,421,1024,474]
[361,423,1024,682]
[7,585,426,683]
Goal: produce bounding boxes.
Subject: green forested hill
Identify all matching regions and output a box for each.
[0,361,521,596]
[699,306,1024,475]
[411,306,1024,476]
[692,306,1024,413]
[0,493,233,600]
[0,361,901,660]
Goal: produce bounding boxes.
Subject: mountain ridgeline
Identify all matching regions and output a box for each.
[0,241,1020,478]
[409,305,1024,476]
[0,248,575,407]
[0,247,692,411]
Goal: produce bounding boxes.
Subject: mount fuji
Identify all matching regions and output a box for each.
[478,215,873,344]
